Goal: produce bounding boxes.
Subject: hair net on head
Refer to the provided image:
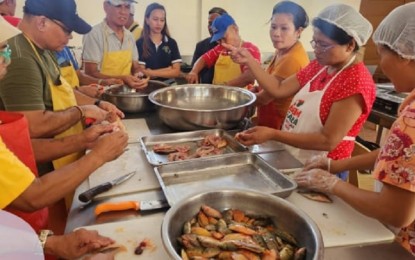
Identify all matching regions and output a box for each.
[372,3,415,60]
[316,4,372,46]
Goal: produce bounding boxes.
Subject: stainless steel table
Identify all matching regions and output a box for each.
[66,111,413,259]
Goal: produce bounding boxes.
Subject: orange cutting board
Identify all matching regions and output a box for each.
[87,143,160,200]
[77,213,169,259]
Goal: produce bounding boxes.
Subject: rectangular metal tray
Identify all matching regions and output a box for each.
[153,153,297,206]
[140,129,247,165]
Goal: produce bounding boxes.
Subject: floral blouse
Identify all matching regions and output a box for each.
[372,89,415,255]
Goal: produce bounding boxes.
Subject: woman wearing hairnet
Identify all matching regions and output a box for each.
[296,3,415,255]
[228,4,376,181]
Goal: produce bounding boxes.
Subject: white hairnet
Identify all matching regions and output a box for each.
[372,3,415,60]
[315,4,372,46]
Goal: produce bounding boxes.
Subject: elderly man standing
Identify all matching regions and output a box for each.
[0,0,123,173]
[83,0,148,89]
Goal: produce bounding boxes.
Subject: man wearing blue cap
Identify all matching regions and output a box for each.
[0,0,124,173]
[190,7,227,84]
[0,0,128,230]
[187,13,261,87]
[83,0,147,89]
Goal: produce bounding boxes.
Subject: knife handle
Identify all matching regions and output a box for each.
[78,182,112,203]
[95,201,140,216]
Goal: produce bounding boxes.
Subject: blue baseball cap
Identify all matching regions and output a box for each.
[23,0,91,34]
[210,13,235,43]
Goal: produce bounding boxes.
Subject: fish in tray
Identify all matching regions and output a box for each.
[140,129,247,165]
[153,135,228,161]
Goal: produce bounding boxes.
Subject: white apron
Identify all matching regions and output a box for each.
[281,56,356,163]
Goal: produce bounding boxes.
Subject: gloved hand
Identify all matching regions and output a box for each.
[303,154,331,172]
[294,168,340,194]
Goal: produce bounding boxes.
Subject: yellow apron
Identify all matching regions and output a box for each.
[101,27,133,76]
[212,53,241,85]
[60,62,80,89]
[27,38,84,209]
[26,37,84,170]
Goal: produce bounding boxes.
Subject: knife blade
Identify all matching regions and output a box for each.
[78,171,136,203]
[94,199,169,216]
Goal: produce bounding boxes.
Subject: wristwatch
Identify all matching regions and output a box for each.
[39,229,54,249]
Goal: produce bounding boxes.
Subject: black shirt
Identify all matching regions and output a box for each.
[191,37,218,84]
[136,35,182,81]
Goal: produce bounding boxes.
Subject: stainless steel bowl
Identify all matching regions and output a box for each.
[149,84,256,130]
[102,80,168,113]
[162,189,324,260]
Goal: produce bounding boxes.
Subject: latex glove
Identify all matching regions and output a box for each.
[294,168,340,194]
[303,154,330,171]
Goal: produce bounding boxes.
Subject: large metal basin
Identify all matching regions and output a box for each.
[162,189,324,260]
[149,84,256,130]
[102,80,168,113]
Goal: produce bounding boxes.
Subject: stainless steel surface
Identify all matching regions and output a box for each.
[109,170,136,186]
[162,189,324,260]
[66,112,413,259]
[149,84,256,130]
[102,80,168,113]
[78,171,136,202]
[154,152,297,205]
[140,128,247,165]
[140,199,169,211]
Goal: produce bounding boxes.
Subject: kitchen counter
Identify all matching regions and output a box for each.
[66,111,413,259]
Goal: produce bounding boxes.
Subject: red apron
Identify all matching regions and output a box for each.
[0,111,48,233]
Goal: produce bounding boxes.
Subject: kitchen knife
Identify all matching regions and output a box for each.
[78,171,136,203]
[94,199,169,216]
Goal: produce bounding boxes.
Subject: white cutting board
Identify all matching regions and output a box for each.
[77,213,169,259]
[88,143,160,199]
[122,118,151,144]
[287,191,394,247]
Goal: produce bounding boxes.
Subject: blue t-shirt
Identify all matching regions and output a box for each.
[55,47,79,70]
[136,35,181,80]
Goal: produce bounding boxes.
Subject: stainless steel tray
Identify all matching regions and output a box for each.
[153,153,297,206]
[140,129,247,165]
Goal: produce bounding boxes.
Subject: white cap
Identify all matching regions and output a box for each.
[0,16,21,42]
[106,0,137,5]
[315,4,373,46]
[373,2,415,60]
[130,4,135,15]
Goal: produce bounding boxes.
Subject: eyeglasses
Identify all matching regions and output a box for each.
[0,45,12,65]
[310,40,334,53]
[49,19,72,36]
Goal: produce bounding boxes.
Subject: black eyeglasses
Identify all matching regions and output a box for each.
[49,18,72,36]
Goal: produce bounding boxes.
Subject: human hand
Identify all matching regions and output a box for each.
[81,105,107,123]
[78,85,104,98]
[90,130,128,162]
[82,124,115,149]
[97,100,125,119]
[104,78,123,86]
[235,126,276,146]
[123,75,149,89]
[222,43,253,65]
[185,71,199,84]
[303,154,330,172]
[45,229,114,259]
[294,168,340,194]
